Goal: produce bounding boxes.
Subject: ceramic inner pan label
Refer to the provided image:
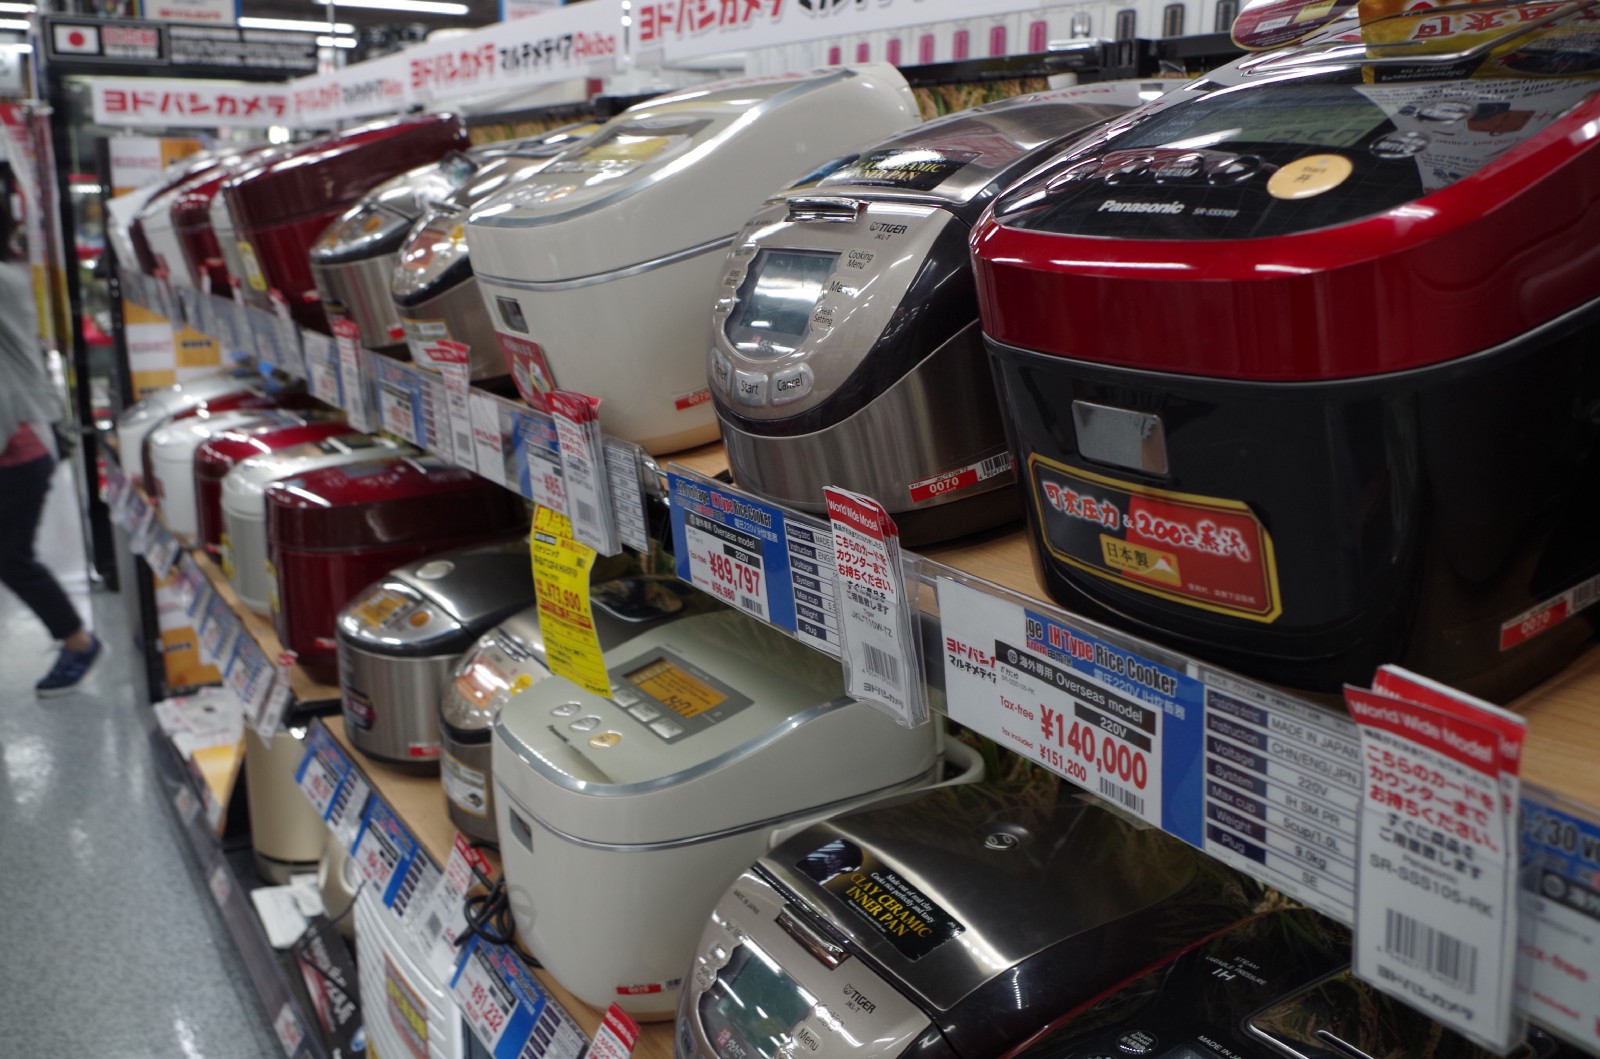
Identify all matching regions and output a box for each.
[827,147,978,190]
[1029,453,1282,622]
[798,838,964,961]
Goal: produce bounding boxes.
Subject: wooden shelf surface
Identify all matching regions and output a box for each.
[190,552,341,706]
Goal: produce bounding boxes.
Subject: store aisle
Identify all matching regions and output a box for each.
[0,582,283,1057]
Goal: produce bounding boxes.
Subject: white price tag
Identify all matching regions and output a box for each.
[825,487,925,727]
[432,341,474,470]
[550,390,619,555]
[378,375,420,443]
[469,392,508,487]
[588,1004,641,1059]
[302,331,342,406]
[251,661,294,743]
[332,320,373,433]
[683,513,770,620]
[422,835,493,982]
[603,439,650,554]
[272,1002,305,1057]
[353,810,403,892]
[520,411,566,513]
[1348,686,1520,1052]
[147,524,183,580]
[296,748,343,820]
[224,637,275,727]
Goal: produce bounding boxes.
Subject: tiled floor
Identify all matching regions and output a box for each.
[0,461,281,1057]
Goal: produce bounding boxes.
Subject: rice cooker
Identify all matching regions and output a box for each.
[243,723,327,885]
[192,414,349,558]
[107,152,223,274]
[309,151,483,353]
[355,886,487,1059]
[973,2,1600,700]
[393,125,599,379]
[146,410,284,541]
[466,66,920,454]
[222,114,469,332]
[678,785,1262,1059]
[712,83,1146,546]
[138,175,205,286]
[1011,907,1569,1059]
[265,457,529,681]
[317,833,360,941]
[440,575,713,844]
[172,149,286,293]
[115,373,261,481]
[492,606,957,1020]
[219,434,411,615]
[336,538,537,769]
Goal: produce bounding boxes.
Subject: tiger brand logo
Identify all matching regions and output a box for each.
[869,221,908,235]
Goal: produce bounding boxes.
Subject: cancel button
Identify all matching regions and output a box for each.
[771,365,814,406]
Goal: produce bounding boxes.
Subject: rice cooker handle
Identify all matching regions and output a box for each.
[786,197,865,224]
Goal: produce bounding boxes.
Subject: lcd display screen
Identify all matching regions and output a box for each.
[700,947,813,1059]
[1119,88,1390,151]
[733,250,837,347]
[625,657,726,718]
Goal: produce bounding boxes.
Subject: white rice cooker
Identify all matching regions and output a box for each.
[219,434,411,614]
[440,575,713,844]
[492,606,968,1020]
[336,538,537,769]
[243,724,328,885]
[711,82,1148,545]
[677,786,1261,1059]
[466,66,920,454]
[147,409,300,542]
[394,125,599,380]
[115,373,259,479]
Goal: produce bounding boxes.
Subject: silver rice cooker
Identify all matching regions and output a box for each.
[393,124,599,380]
[439,575,713,844]
[493,606,953,1020]
[678,785,1262,1059]
[712,82,1146,546]
[309,151,484,353]
[336,538,537,770]
[466,66,920,454]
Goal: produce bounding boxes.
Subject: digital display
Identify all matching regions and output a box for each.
[733,250,837,348]
[1121,88,1391,151]
[701,947,813,1059]
[625,657,726,719]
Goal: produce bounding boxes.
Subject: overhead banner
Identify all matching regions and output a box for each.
[633,0,1042,64]
[141,0,239,27]
[42,17,317,77]
[92,78,291,128]
[290,52,408,127]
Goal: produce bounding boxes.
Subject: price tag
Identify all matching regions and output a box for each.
[1347,686,1520,1052]
[328,769,371,852]
[603,440,650,554]
[470,391,510,487]
[274,313,304,378]
[518,409,566,512]
[272,1002,305,1057]
[250,305,284,367]
[677,487,771,620]
[530,506,611,698]
[550,390,619,555]
[104,468,131,521]
[351,799,421,907]
[332,320,373,433]
[377,358,422,444]
[432,340,475,470]
[197,591,241,667]
[588,1005,641,1059]
[130,496,160,557]
[1518,794,1600,1053]
[208,861,232,907]
[453,939,522,1053]
[939,578,1201,833]
[224,635,275,728]
[420,835,494,982]
[294,725,352,820]
[146,523,183,580]
[173,784,201,826]
[302,331,342,407]
[251,657,295,743]
[450,937,589,1059]
[120,488,149,535]
[825,487,925,726]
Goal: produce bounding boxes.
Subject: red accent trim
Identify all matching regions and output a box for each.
[972,92,1600,382]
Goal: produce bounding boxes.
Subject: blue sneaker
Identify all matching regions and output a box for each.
[36,635,104,697]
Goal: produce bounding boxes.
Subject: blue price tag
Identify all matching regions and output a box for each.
[351,799,422,909]
[669,473,797,631]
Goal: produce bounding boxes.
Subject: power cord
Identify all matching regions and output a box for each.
[458,842,542,969]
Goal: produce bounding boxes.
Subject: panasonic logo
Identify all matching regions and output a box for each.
[1097,200,1186,214]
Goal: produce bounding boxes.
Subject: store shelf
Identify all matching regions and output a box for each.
[314,716,678,1059]
[190,553,340,709]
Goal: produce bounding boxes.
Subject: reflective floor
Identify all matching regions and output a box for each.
[0,461,281,1057]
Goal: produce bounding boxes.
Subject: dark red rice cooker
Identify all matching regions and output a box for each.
[972,3,1600,700]
[264,457,528,680]
[221,113,469,332]
[192,415,349,558]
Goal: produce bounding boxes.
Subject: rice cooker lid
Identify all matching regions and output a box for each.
[311,152,482,266]
[493,608,850,790]
[337,537,535,655]
[196,417,350,473]
[756,788,1218,1014]
[807,82,1147,219]
[117,375,256,430]
[150,409,277,460]
[990,3,1600,243]
[223,433,403,500]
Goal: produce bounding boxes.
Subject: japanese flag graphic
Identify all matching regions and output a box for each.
[53,25,101,55]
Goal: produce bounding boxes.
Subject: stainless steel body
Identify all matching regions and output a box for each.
[310,250,408,351]
[339,640,460,768]
[712,85,1142,545]
[394,274,505,379]
[244,725,326,884]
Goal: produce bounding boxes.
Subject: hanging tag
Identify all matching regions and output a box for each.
[603,440,650,553]
[587,1005,641,1059]
[126,491,156,549]
[470,392,509,487]
[431,340,475,470]
[224,636,275,729]
[549,390,619,556]
[104,468,131,521]
[1347,686,1521,1053]
[331,319,373,433]
[197,592,241,668]
[824,487,927,727]
[302,331,342,407]
[146,524,183,580]
[530,506,612,699]
[418,834,494,982]
[272,1003,305,1058]
[251,654,297,745]
[376,357,422,445]
[519,411,566,513]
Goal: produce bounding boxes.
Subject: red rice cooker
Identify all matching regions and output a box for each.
[192,414,349,558]
[264,456,528,680]
[972,2,1600,700]
[221,114,468,332]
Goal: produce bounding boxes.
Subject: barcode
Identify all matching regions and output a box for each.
[1384,910,1478,992]
[575,499,597,527]
[1572,575,1600,613]
[737,596,764,617]
[425,912,444,939]
[979,452,1014,480]
[861,643,902,687]
[1099,777,1146,816]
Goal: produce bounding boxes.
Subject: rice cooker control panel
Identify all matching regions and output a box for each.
[581,646,755,746]
[681,868,929,1059]
[340,580,465,648]
[712,199,951,420]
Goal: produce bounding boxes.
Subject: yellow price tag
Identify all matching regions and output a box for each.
[530,506,612,699]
